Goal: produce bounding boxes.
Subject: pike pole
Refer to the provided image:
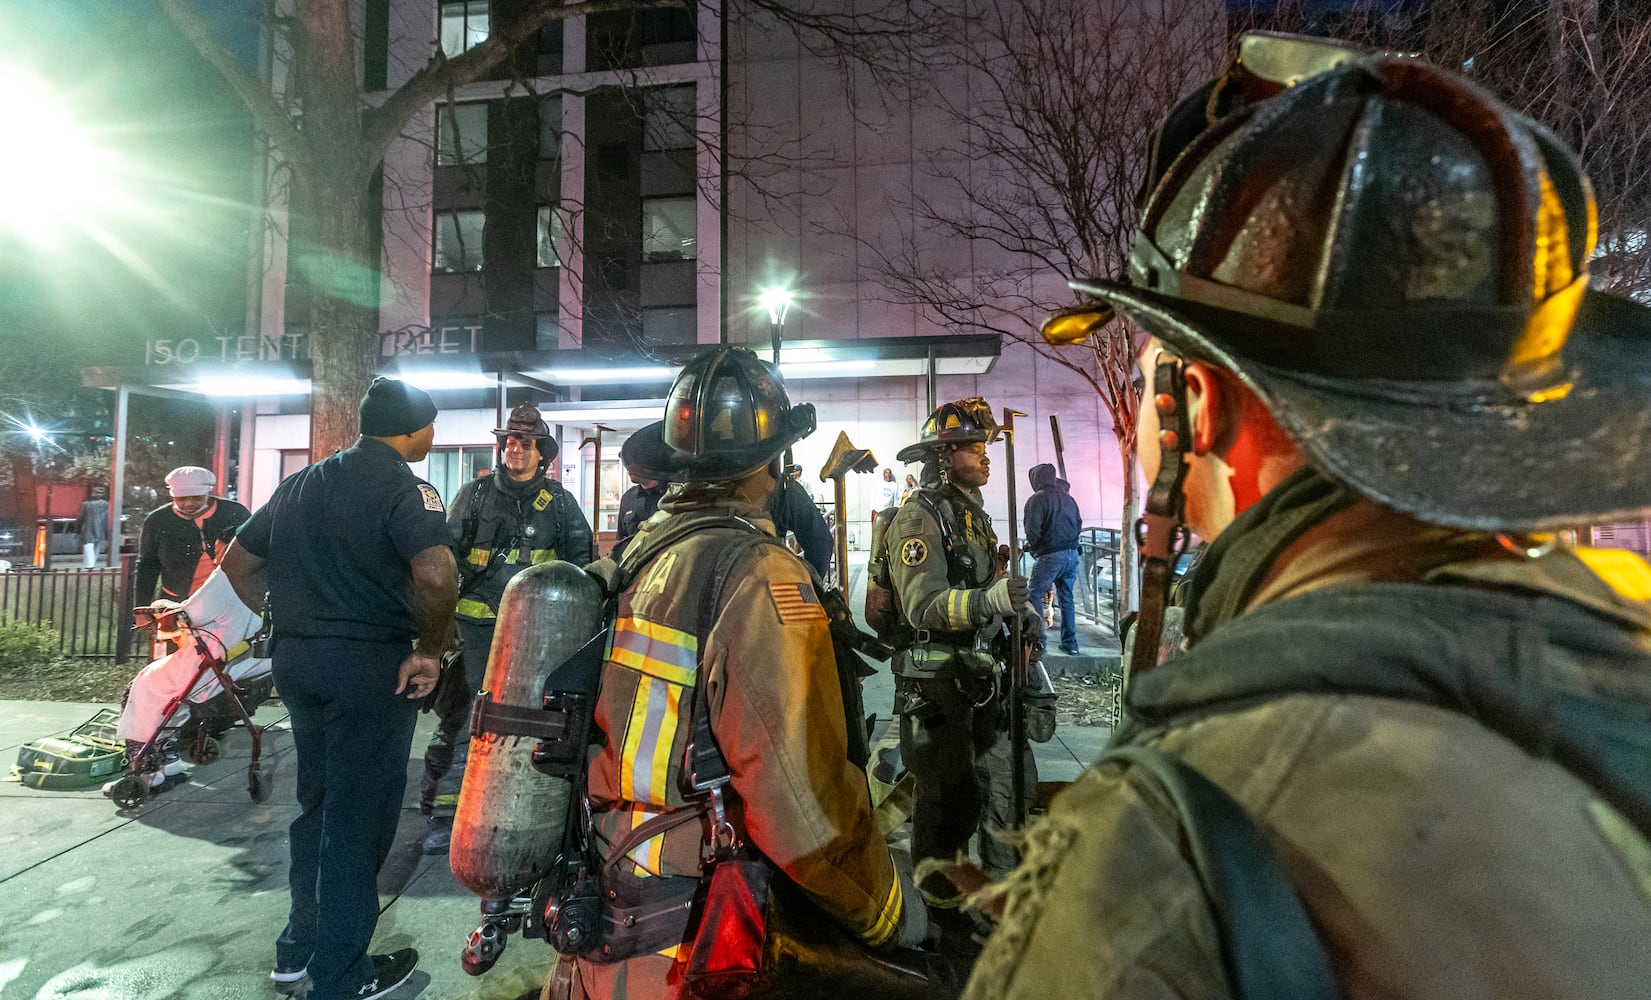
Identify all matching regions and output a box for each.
[1050,414,1067,481]
[1001,407,1030,825]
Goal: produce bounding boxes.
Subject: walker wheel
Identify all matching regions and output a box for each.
[184,735,221,765]
[111,775,149,809]
[248,770,272,803]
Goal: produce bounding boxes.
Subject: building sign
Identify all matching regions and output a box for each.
[381,324,483,357]
[143,325,486,366]
[145,333,308,366]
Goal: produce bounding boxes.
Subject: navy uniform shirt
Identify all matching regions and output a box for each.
[237,437,450,643]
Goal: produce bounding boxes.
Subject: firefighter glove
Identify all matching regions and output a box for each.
[983,576,1029,617]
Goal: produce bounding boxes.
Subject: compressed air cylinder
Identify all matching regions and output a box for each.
[451,560,606,901]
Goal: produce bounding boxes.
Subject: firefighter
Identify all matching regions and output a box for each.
[418,402,593,853]
[965,36,1651,998]
[887,399,1043,904]
[551,347,926,999]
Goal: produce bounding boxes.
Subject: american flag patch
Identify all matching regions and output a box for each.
[769,581,828,623]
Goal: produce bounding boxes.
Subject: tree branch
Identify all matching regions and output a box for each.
[153,0,307,160]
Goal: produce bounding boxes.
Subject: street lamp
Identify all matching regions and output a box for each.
[759,286,794,366]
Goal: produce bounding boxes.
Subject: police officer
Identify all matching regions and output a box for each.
[769,459,834,577]
[553,347,926,999]
[221,378,457,1000]
[612,434,667,554]
[887,398,1042,903]
[135,466,251,603]
[418,402,593,853]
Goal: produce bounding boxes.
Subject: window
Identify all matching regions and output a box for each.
[536,206,564,268]
[537,95,563,159]
[435,210,485,272]
[642,197,696,262]
[642,86,695,152]
[426,446,496,502]
[437,103,488,166]
[440,0,489,55]
[643,306,696,345]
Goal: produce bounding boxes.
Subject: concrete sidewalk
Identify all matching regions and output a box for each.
[0,690,1112,1000]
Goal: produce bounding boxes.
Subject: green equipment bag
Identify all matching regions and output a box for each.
[13,709,129,790]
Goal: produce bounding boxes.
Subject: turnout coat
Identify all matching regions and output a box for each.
[966,471,1651,1000]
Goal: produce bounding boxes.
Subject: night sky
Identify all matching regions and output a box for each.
[0,0,258,370]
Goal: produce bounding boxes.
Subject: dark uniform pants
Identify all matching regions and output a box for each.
[418,619,494,816]
[274,637,419,999]
[897,673,1037,879]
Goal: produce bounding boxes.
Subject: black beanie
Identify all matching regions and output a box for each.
[359,377,438,437]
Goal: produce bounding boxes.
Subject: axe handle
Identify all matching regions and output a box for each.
[832,476,849,588]
[1051,414,1067,481]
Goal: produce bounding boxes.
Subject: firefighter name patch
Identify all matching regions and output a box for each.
[769,581,828,623]
[418,484,445,513]
[900,538,928,567]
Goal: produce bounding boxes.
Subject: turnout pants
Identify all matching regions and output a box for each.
[897,673,1037,879]
[418,619,494,817]
[273,637,419,999]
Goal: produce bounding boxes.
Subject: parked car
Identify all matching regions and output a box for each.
[0,522,20,559]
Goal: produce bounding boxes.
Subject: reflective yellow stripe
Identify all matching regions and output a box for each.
[465,549,490,568]
[619,674,687,804]
[530,548,556,564]
[454,598,495,620]
[1575,547,1651,602]
[620,617,697,649]
[626,807,666,878]
[947,589,971,628]
[866,873,903,946]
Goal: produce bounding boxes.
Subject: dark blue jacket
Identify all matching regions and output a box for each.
[1023,463,1082,557]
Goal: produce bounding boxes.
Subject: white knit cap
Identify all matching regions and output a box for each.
[165,466,215,497]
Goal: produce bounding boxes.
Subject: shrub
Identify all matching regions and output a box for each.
[0,617,61,676]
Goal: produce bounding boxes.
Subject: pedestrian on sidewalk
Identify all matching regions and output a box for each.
[222,377,457,1000]
[1022,463,1082,655]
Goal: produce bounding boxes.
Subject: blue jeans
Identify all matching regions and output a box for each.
[273,637,419,998]
[1029,549,1081,650]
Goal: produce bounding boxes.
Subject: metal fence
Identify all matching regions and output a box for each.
[0,557,138,661]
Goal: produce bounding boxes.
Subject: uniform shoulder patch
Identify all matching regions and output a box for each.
[418,483,445,513]
[768,581,828,623]
[900,538,928,567]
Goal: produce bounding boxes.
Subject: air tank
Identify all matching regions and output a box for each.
[450,559,606,901]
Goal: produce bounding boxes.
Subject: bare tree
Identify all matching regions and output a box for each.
[156,0,939,458]
[861,0,1229,613]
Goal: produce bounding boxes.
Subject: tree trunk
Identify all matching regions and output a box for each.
[303,175,382,459]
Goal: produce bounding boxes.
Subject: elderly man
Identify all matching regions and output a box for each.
[222,378,457,1000]
[135,466,250,603]
[966,34,1651,999]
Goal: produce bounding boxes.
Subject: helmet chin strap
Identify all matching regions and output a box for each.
[1130,351,1193,679]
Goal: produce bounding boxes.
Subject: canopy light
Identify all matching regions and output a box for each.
[177,377,312,397]
[398,371,497,390]
[530,366,679,385]
[780,360,876,378]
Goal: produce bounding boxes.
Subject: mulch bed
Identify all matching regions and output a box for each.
[0,659,141,704]
[1054,671,1121,728]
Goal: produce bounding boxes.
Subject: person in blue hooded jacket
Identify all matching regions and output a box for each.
[1023,463,1083,655]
